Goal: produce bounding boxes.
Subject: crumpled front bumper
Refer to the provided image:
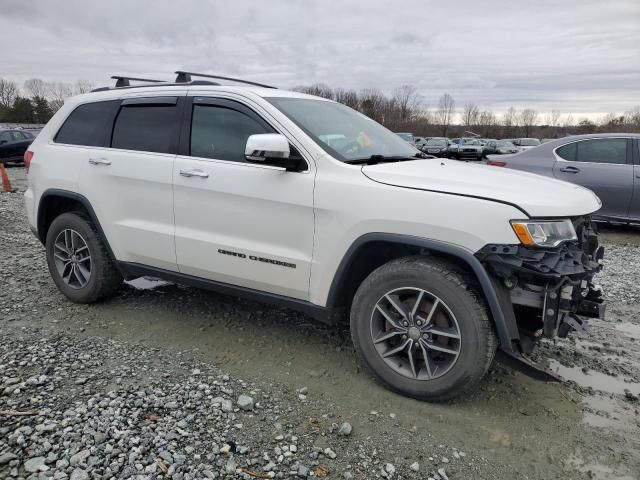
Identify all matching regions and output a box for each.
[476,216,605,343]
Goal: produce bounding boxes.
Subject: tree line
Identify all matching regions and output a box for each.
[2,77,639,138]
[294,83,640,139]
[0,78,94,124]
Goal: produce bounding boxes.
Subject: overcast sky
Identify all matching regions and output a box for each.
[1,0,638,118]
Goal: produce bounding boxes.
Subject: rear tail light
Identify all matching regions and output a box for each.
[487,159,506,167]
[24,150,33,170]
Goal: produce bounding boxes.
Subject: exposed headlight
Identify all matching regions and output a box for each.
[510,219,577,247]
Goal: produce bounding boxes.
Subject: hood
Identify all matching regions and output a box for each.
[361,159,601,217]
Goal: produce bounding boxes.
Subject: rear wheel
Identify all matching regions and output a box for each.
[45,212,122,303]
[350,256,497,401]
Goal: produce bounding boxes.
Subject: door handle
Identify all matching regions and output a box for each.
[180,168,209,178]
[89,157,111,166]
[559,166,580,173]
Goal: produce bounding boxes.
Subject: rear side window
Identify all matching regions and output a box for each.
[190,104,269,162]
[111,103,178,154]
[576,138,627,164]
[556,142,577,161]
[54,101,117,146]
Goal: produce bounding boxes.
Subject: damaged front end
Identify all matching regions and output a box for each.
[476,216,605,375]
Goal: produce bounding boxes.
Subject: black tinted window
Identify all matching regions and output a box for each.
[190,104,269,162]
[556,142,577,161]
[111,104,177,154]
[576,139,627,164]
[0,131,12,143]
[55,101,117,146]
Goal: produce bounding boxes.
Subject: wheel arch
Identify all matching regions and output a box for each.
[37,189,118,265]
[326,233,519,353]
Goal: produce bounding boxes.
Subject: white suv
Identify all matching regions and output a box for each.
[24,72,605,401]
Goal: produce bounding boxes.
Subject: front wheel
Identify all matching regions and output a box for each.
[350,256,497,401]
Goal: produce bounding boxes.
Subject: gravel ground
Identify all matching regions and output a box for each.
[1,167,639,480]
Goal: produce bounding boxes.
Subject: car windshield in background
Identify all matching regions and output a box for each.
[266,97,418,162]
[461,139,480,145]
[519,139,541,146]
[426,139,448,146]
[497,140,516,147]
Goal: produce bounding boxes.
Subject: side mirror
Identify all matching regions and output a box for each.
[245,134,305,171]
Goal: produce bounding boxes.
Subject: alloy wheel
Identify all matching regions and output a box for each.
[52,229,92,289]
[370,287,461,380]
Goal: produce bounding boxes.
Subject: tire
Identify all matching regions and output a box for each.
[45,212,122,303]
[350,256,497,402]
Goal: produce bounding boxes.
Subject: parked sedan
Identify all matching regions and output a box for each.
[487,134,640,223]
[512,138,541,151]
[422,137,451,157]
[0,129,35,166]
[489,139,519,155]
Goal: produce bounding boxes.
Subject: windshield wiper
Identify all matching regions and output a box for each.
[345,153,428,165]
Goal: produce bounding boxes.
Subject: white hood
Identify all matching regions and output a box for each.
[362,159,601,217]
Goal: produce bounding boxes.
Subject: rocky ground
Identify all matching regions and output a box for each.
[1,167,639,480]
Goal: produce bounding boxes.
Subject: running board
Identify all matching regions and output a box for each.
[496,350,562,382]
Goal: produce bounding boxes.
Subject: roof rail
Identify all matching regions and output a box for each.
[111,75,165,88]
[174,71,277,89]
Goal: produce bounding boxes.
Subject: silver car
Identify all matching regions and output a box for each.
[487,133,640,223]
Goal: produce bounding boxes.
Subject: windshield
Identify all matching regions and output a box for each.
[518,138,541,146]
[496,140,516,147]
[426,139,447,146]
[461,139,480,145]
[266,97,418,162]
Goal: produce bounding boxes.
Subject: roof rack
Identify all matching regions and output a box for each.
[174,71,277,89]
[110,75,165,88]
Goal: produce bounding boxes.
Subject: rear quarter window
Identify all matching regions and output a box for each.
[556,142,577,161]
[54,101,119,146]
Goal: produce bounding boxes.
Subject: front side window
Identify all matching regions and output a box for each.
[267,97,417,162]
[111,104,177,154]
[576,138,627,164]
[55,101,118,146]
[190,104,269,162]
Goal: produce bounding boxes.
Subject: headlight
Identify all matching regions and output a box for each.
[510,219,577,247]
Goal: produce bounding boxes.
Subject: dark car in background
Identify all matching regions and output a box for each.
[422,137,451,157]
[487,134,640,223]
[486,139,519,156]
[0,129,35,166]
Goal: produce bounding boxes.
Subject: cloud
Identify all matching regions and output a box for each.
[0,0,638,116]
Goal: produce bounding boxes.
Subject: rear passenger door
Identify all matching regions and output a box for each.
[172,96,315,300]
[552,138,634,219]
[78,95,184,271]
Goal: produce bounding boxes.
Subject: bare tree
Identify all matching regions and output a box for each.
[48,82,74,111]
[293,83,334,100]
[563,113,575,129]
[478,109,497,136]
[334,88,359,110]
[74,80,95,95]
[461,102,480,127]
[435,93,455,136]
[359,88,387,123]
[519,109,538,137]
[392,85,421,122]
[24,78,48,98]
[0,78,19,108]
[502,107,518,137]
